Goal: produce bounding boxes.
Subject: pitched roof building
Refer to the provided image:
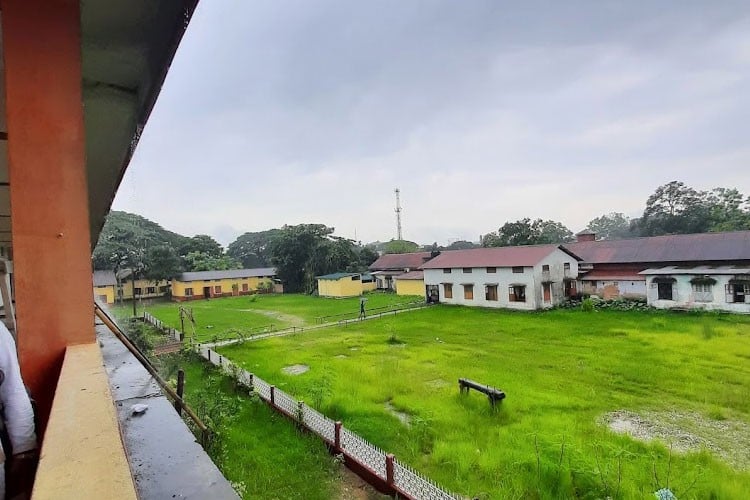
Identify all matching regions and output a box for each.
[369,251,436,290]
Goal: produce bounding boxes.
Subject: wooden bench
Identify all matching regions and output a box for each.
[458,378,506,409]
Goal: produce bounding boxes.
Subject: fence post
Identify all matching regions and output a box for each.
[386,454,395,486]
[270,385,276,406]
[247,373,254,393]
[207,349,211,363]
[175,369,185,415]
[297,400,305,426]
[334,421,342,452]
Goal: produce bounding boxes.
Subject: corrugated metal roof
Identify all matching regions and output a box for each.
[639,265,750,275]
[565,231,750,264]
[420,245,578,269]
[369,252,434,271]
[176,268,276,282]
[395,270,424,280]
[316,272,360,280]
[93,270,116,287]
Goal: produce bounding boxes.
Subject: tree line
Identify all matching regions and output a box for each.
[92,213,378,293]
[479,181,750,247]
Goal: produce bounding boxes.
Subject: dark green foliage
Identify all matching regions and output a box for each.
[585,212,635,240]
[226,229,282,268]
[483,218,574,247]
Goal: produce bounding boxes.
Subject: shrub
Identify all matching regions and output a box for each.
[581,298,595,312]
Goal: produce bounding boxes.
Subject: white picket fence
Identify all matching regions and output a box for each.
[143,311,182,341]
[196,344,461,500]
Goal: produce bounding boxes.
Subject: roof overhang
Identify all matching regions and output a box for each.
[0,1,200,253]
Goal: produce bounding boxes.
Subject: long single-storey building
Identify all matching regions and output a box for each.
[565,230,750,301]
[317,272,366,297]
[640,265,750,313]
[421,245,581,310]
[171,267,278,301]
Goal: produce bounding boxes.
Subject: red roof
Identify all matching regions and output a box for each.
[369,252,434,271]
[420,245,577,269]
[565,231,750,264]
[396,270,424,280]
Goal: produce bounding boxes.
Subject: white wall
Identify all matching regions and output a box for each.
[646,275,750,313]
[423,248,579,310]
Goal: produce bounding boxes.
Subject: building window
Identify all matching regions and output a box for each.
[692,283,712,302]
[351,275,359,281]
[485,285,498,301]
[159,286,169,293]
[146,287,156,294]
[463,284,474,300]
[486,267,496,273]
[185,288,193,296]
[214,285,222,294]
[462,268,472,274]
[512,267,524,274]
[726,283,750,303]
[443,283,453,299]
[443,268,452,274]
[657,282,673,300]
[564,263,570,271]
[542,265,550,272]
[509,285,526,302]
[134,287,142,295]
[242,283,249,292]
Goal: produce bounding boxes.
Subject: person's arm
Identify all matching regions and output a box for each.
[0,323,37,456]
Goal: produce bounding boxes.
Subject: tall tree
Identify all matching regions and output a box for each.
[705,188,750,232]
[183,251,241,272]
[445,240,479,250]
[143,245,182,281]
[586,212,634,240]
[637,181,710,235]
[270,224,336,293]
[226,229,282,267]
[179,234,223,258]
[483,218,573,247]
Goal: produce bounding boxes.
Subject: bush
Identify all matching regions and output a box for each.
[581,298,595,312]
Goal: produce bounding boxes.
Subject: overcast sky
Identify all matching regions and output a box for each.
[113,1,750,247]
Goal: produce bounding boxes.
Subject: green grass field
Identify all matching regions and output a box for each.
[112,292,420,343]
[211,305,750,499]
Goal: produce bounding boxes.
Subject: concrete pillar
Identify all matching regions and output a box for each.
[2,0,93,432]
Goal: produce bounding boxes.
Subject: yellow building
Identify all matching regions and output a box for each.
[93,270,116,304]
[361,273,377,292]
[119,278,171,300]
[171,267,278,301]
[317,272,367,297]
[394,270,426,297]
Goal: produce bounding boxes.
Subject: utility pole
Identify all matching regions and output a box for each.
[394,188,403,241]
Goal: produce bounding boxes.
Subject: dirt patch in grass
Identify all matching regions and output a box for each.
[384,401,411,427]
[239,309,305,326]
[425,379,449,390]
[335,354,348,359]
[601,410,750,469]
[282,364,309,375]
[336,466,388,500]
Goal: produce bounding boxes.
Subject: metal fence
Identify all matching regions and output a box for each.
[143,311,182,341]
[196,344,461,500]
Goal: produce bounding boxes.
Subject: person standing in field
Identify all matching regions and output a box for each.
[359,297,366,320]
[0,322,37,500]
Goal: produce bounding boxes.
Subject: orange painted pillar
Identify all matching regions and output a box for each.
[2,0,94,432]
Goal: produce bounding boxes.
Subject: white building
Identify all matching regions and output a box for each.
[641,266,750,313]
[421,245,581,310]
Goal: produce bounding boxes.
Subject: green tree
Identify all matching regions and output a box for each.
[143,245,182,281]
[226,229,282,267]
[179,234,223,258]
[356,246,379,269]
[383,239,420,254]
[705,188,750,231]
[183,251,241,272]
[270,224,336,293]
[483,218,573,247]
[585,212,634,240]
[637,181,711,235]
[445,240,479,250]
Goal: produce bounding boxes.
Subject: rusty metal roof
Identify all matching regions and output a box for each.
[565,231,750,264]
[369,252,434,271]
[396,270,424,280]
[93,270,117,287]
[420,245,578,269]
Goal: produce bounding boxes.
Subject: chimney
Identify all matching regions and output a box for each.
[576,230,596,242]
